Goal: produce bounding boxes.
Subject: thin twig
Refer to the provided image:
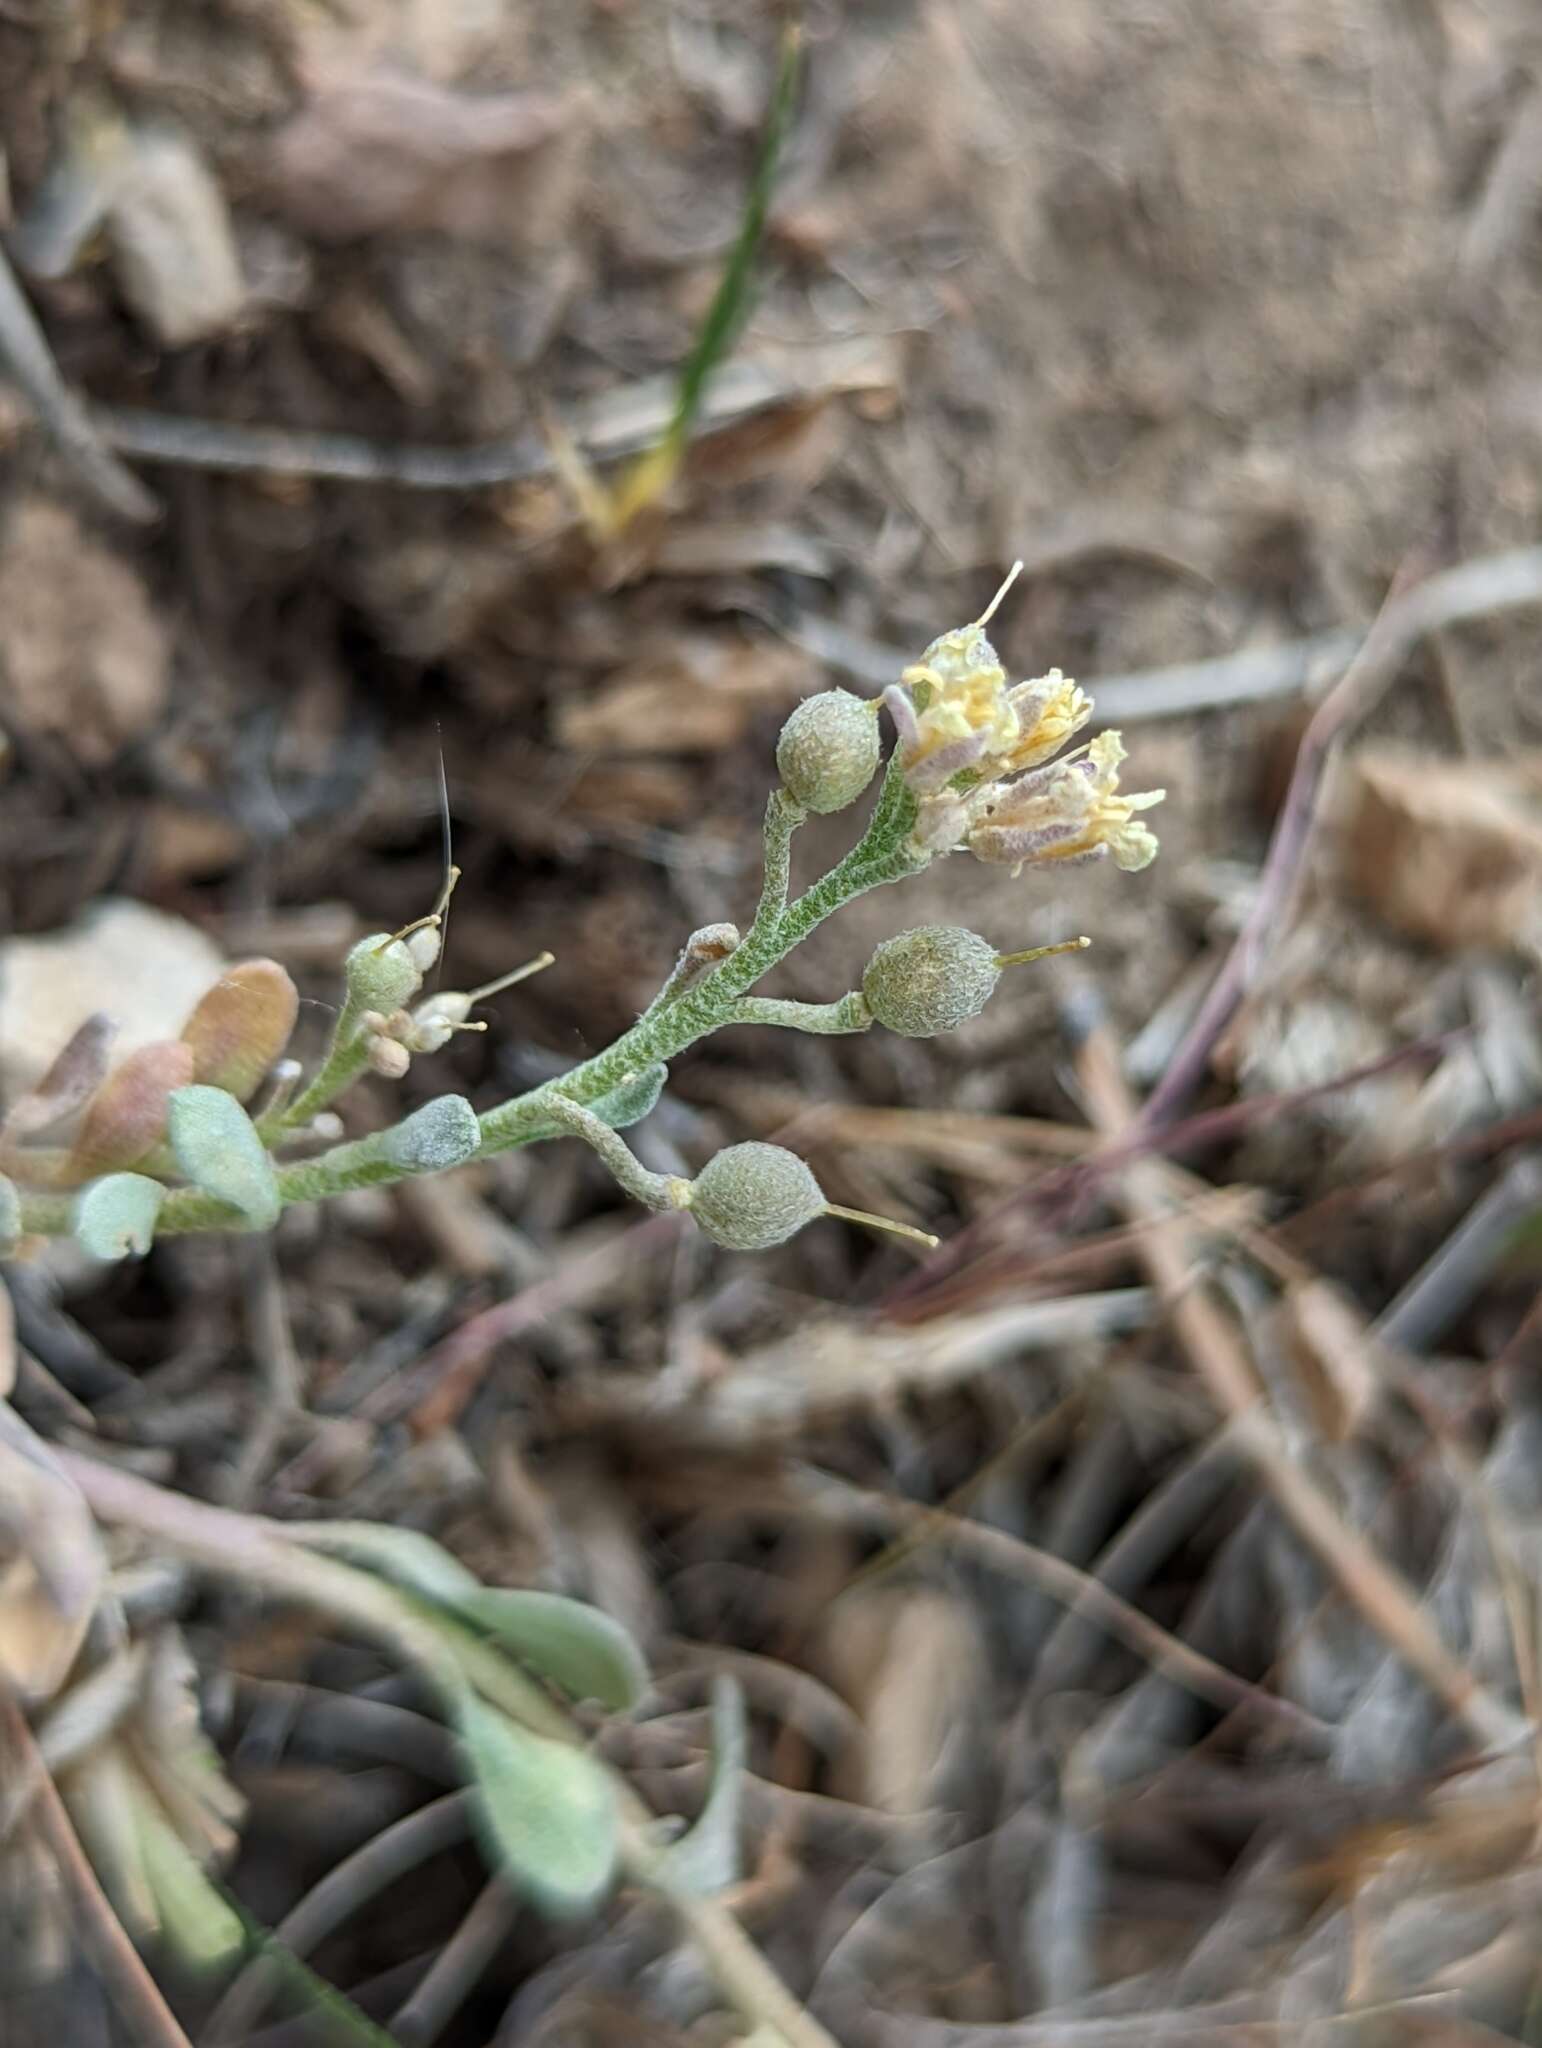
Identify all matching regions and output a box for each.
[54,1453,843,2048]
[1375,1153,1542,1354]
[1135,547,1542,1129]
[886,1024,1465,1315]
[395,1211,684,1437]
[800,1468,1328,1744]
[0,1689,194,2048]
[89,336,897,491]
[0,243,158,523]
[1069,996,1526,1756]
[388,1876,520,2048]
[221,1240,305,1507]
[204,1793,473,2045]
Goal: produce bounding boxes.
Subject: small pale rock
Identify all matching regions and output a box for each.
[0,900,224,1101]
[106,121,246,346]
[1337,746,1542,955]
[0,498,168,763]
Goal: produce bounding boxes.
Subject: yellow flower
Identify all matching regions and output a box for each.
[967,730,1165,874]
[882,564,1163,875]
[1000,669,1093,774]
[891,621,1017,786]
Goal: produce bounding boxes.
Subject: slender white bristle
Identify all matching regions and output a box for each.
[973,559,1024,631]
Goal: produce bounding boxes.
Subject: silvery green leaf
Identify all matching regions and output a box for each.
[452,1590,648,1712]
[72,1173,165,1262]
[591,1064,667,1132]
[129,1781,245,1972]
[167,1085,279,1230]
[657,1677,746,1895]
[284,1522,482,1606]
[380,1096,480,1174]
[0,1174,20,1251]
[455,1694,616,1914]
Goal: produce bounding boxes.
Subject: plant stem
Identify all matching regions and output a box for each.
[57,1452,842,2048]
[17,760,923,1236]
[724,994,871,1034]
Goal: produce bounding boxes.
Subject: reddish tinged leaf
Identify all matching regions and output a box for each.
[68,1041,194,1180]
[1,1013,116,1141]
[179,959,299,1103]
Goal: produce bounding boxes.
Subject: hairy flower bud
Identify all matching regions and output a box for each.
[776,690,880,814]
[365,1035,412,1080]
[688,1142,824,1250]
[345,934,423,1015]
[862,925,1000,1038]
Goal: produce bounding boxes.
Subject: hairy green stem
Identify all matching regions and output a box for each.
[17,761,924,1238]
[58,1450,842,2048]
[725,993,871,1034]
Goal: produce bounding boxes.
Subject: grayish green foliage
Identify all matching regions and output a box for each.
[0,1173,19,1250]
[451,1589,649,1713]
[72,1172,166,1261]
[454,1693,618,1913]
[286,1522,482,1604]
[168,1085,280,1230]
[657,1676,747,1895]
[379,1095,481,1174]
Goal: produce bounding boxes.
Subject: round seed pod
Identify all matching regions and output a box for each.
[862,925,1001,1038]
[345,934,424,1014]
[776,690,880,813]
[689,1142,824,1251]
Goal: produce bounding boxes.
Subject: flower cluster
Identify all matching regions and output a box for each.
[882,566,1164,873]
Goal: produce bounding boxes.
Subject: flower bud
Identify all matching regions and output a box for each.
[861,925,1000,1038]
[687,1142,824,1250]
[345,934,423,1015]
[366,1035,412,1080]
[776,690,880,814]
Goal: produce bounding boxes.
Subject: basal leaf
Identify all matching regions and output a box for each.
[454,1695,617,1914]
[452,1589,648,1713]
[167,1085,280,1230]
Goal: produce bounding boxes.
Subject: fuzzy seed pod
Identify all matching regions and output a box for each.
[776,690,880,814]
[345,934,423,1015]
[688,1142,824,1251]
[862,926,1000,1038]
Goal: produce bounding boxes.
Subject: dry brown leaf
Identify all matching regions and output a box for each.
[819,1587,985,1815]
[0,1403,105,1702]
[1278,1278,1385,1442]
[0,1014,116,1143]
[554,636,815,756]
[261,68,573,241]
[0,498,169,767]
[1338,746,1542,953]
